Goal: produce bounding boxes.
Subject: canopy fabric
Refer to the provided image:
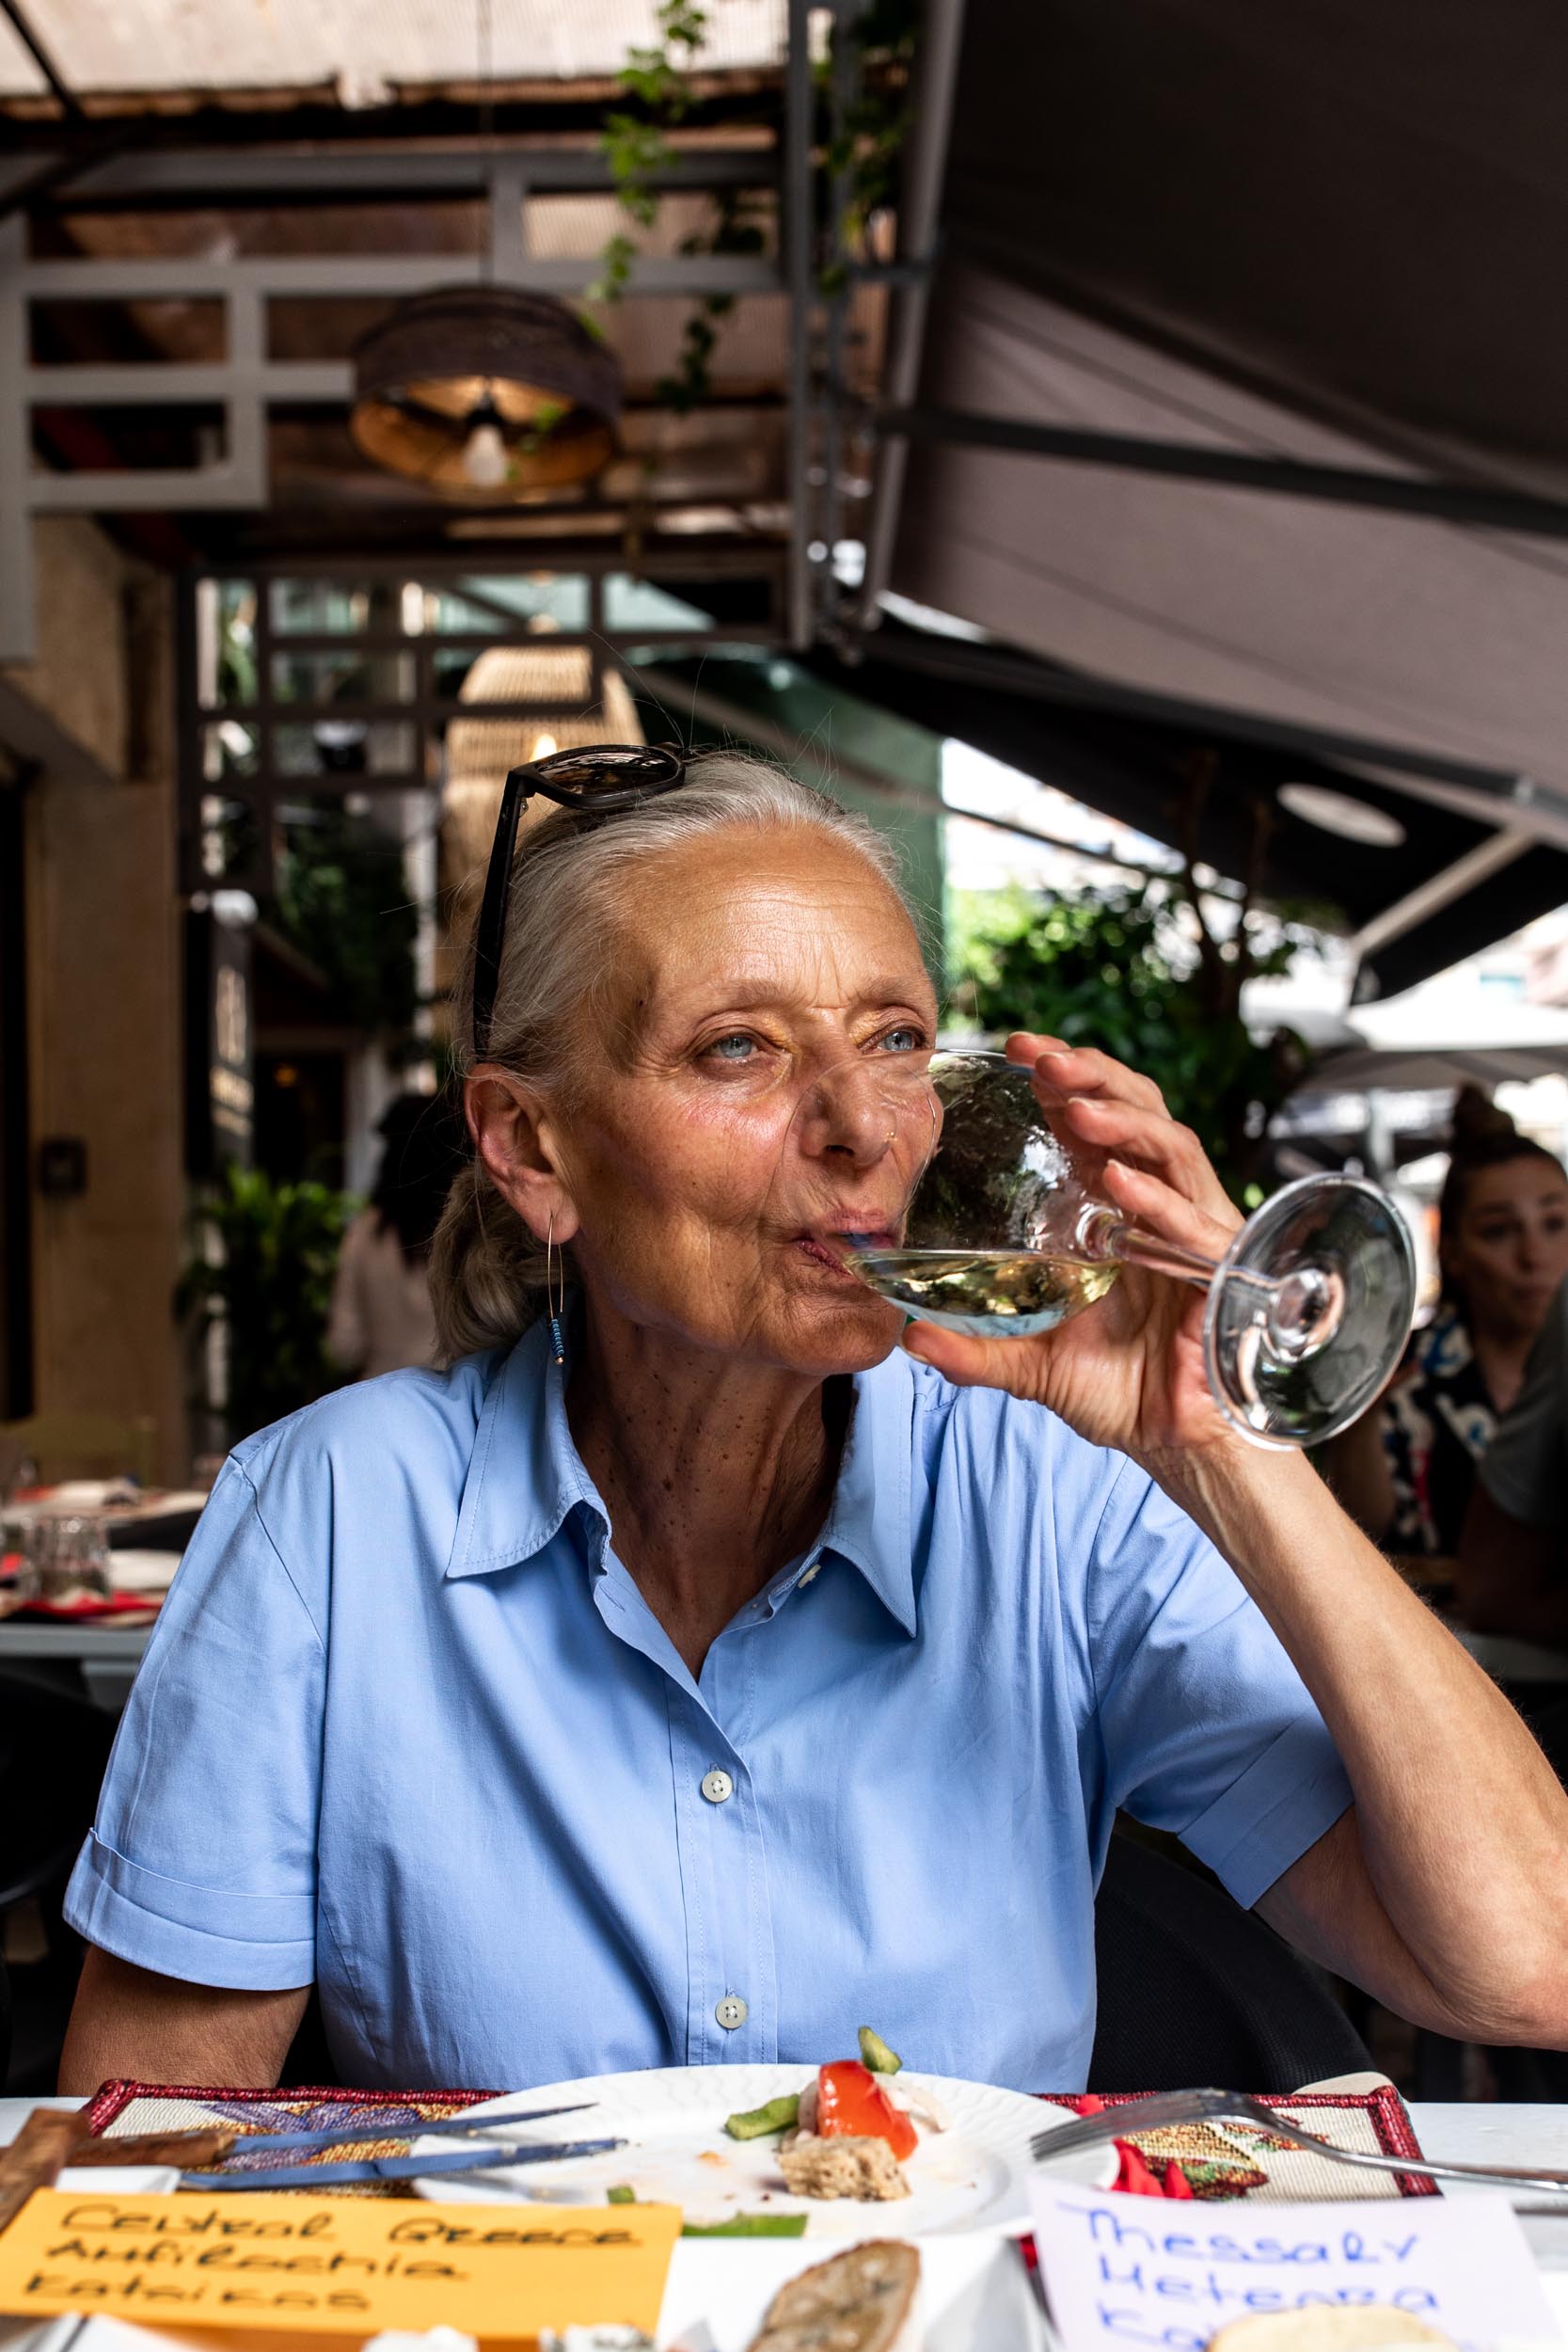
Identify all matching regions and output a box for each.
[880,0,1568,995]
[802,628,1568,1000]
[0,0,784,104]
[893,262,1568,801]
[935,0,1568,502]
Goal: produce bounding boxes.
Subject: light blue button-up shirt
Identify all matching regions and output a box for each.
[66,1319,1352,2091]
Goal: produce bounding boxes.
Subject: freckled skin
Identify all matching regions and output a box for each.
[555,832,937,1379]
[467,824,940,1673]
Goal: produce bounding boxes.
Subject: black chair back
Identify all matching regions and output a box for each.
[1091,1832,1370,2092]
[0,1673,117,1913]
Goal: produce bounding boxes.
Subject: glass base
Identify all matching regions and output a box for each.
[1204,1175,1417,1447]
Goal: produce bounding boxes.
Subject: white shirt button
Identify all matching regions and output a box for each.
[715,1994,748,2030]
[701,1768,735,1804]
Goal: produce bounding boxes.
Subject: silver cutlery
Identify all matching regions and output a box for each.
[236,2102,596,2154]
[1031,2087,1568,2197]
[182,2134,626,2192]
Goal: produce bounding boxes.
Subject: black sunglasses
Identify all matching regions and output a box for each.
[470,741,689,1057]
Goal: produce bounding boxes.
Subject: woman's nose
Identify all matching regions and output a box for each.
[794,1064,923,1167]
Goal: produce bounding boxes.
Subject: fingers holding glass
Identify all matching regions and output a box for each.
[809,1051,1417,1447]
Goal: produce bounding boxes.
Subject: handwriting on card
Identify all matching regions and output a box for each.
[0,2190,682,2341]
[1027,2182,1561,2352]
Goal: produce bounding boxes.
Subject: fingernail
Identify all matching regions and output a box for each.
[901,1324,935,1362]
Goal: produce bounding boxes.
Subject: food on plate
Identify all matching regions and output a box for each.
[724,2092,802,2140]
[778,2133,911,2201]
[746,2239,920,2352]
[815,2059,917,2160]
[858,2025,902,2074]
[1210,2313,1455,2352]
[722,2032,944,2200]
[679,2212,807,2237]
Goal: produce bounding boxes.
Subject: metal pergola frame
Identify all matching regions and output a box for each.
[0,135,793,662]
[179,544,784,895]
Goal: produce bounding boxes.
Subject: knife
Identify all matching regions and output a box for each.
[180,2135,626,2192]
[235,2103,596,2154]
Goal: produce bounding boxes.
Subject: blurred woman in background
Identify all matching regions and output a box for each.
[327,1091,463,1379]
[1327,1087,1568,1561]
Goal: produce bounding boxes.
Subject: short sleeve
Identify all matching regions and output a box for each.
[1087,1461,1352,1908]
[64,1454,325,1989]
[1480,1284,1568,1531]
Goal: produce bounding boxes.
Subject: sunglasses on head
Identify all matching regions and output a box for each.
[470,741,691,1057]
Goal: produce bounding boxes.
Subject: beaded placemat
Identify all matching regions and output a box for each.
[84,2069,1432,2202]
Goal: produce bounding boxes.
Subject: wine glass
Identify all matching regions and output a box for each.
[790,1050,1415,1449]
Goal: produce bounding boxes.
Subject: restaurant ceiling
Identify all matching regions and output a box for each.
[0,0,787,110]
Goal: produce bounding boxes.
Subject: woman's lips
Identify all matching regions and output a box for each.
[796,1236,852,1274]
[794,1228,895,1276]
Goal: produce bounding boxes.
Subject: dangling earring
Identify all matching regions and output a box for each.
[546,1209,567,1367]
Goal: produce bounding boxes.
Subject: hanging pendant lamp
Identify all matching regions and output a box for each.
[350,286,622,500]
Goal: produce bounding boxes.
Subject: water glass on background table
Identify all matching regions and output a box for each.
[0,1511,40,1608]
[36,1513,113,1600]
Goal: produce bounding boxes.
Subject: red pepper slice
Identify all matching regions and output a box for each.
[816,2060,918,2160]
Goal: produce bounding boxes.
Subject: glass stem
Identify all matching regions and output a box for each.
[1103,1224,1221,1291]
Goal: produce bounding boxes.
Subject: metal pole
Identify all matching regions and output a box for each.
[853,0,968,632]
[0,217,34,662]
[0,0,79,116]
[818,0,863,645]
[784,0,815,650]
[874,406,1568,543]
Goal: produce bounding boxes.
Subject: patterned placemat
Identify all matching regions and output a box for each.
[85,2082,499,2195]
[86,2069,1433,2203]
[1038,2074,1435,2200]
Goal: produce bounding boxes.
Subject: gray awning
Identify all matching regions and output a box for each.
[865,0,1568,996]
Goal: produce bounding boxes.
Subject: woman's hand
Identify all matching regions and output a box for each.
[900,1031,1245,1466]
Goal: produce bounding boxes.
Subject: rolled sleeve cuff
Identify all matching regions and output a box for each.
[1178,1717,1354,1910]
[64,1833,315,1991]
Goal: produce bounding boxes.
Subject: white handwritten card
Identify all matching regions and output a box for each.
[1028,2180,1560,2352]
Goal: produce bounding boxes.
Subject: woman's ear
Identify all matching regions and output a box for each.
[464,1069,580,1244]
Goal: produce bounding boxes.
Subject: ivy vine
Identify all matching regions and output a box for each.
[589,0,917,412]
[587,0,711,310]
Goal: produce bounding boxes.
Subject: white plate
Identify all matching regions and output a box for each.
[658,2227,1049,2351]
[411,2065,1115,2235]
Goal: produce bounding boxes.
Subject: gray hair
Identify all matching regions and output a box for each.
[430,750,915,1361]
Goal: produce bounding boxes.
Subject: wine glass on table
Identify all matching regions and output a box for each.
[793,1051,1415,1450]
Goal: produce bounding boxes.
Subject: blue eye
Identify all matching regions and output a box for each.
[707,1034,756,1061]
[879,1026,925,1055]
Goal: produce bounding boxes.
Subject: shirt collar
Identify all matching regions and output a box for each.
[447,1317,605,1578]
[815,1353,917,1636]
[445,1316,919,1638]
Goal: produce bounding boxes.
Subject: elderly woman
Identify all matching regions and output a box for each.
[62,752,1568,2092]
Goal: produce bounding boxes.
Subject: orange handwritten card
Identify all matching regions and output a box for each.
[0,2188,681,2342]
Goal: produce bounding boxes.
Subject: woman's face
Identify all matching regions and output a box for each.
[547,825,941,1376]
[1445,1156,1568,1341]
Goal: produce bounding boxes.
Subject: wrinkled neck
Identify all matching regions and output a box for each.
[563,1295,847,1673]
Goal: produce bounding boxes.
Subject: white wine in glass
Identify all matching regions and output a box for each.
[842,1245,1120,1335]
[799,1051,1416,1449]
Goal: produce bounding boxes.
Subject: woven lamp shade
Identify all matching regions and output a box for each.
[440,644,644,899]
[351,287,622,499]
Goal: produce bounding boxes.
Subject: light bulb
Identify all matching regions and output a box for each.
[531,733,559,761]
[460,419,509,488]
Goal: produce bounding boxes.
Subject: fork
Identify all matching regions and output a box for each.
[1030,2087,1568,2197]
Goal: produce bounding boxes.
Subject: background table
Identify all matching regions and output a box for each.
[0,1626,152,1711]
